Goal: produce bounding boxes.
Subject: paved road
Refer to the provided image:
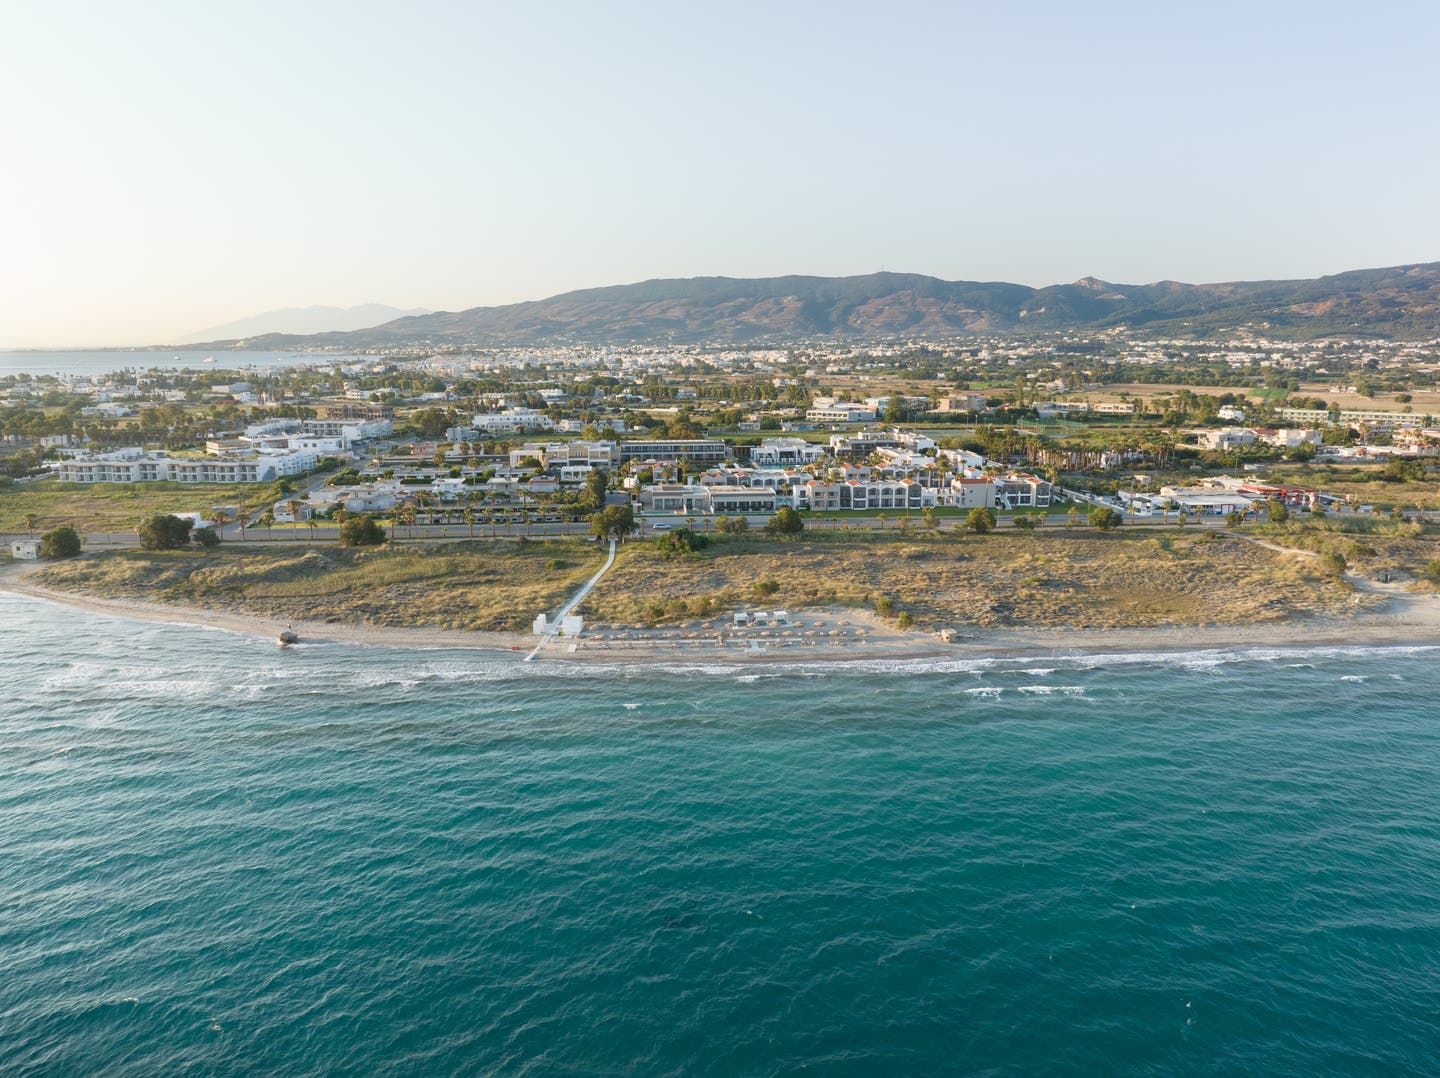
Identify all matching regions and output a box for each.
[7,510,1437,553]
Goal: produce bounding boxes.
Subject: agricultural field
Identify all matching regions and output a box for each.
[1069,383,1265,404]
[0,480,273,533]
[1293,382,1440,414]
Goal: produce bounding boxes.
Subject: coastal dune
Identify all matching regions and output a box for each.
[7,559,1440,664]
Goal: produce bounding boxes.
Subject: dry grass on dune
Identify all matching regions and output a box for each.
[583,530,1355,630]
[32,540,605,633]
[30,529,1373,636]
[1252,518,1440,592]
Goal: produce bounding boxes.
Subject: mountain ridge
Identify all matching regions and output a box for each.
[178,303,431,344]
[183,263,1440,348]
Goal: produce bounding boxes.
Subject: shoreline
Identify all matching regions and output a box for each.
[6,560,1440,664]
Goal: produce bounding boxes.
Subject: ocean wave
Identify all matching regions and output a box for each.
[504,642,1440,683]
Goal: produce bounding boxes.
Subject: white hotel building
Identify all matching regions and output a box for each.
[806,403,878,424]
[55,447,317,484]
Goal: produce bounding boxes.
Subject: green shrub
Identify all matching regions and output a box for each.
[339,515,387,547]
[39,525,82,560]
[655,528,707,556]
[138,514,193,550]
[1088,506,1122,530]
[966,506,996,533]
[764,507,804,536]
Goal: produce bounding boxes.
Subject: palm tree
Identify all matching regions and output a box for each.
[22,512,39,538]
[400,505,417,539]
[464,507,476,538]
[259,510,276,540]
[286,499,303,529]
[208,508,230,543]
[1067,506,1080,528]
[306,518,318,544]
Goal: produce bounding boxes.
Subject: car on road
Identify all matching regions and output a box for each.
[651,523,671,530]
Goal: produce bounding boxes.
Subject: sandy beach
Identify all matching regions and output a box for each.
[6,558,1440,664]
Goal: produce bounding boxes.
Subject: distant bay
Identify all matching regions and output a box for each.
[0,350,363,378]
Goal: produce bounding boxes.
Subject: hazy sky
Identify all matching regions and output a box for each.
[3,0,1438,346]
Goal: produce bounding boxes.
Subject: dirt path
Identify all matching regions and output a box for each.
[1234,532,1440,618]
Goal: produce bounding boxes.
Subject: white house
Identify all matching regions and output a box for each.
[1193,428,1259,451]
[430,477,469,501]
[10,540,40,560]
[272,500,313,523]
[338,483,406,513]
[936,475,997,508]
[992,473,1054,509]
[806,403,877,424]
[931,393,988,413]
[1253,428,1321,449]
[748,437,826,467]
[472,408,556,433]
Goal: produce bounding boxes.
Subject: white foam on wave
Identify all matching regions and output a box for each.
[393,641,1440,685]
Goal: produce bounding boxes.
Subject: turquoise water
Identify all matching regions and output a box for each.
[4,592,1440,1075]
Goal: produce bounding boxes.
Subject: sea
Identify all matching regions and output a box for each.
[4,591,1440,1076]
[0,351,359,378]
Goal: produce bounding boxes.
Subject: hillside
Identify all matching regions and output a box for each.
[195,263,1440,348]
